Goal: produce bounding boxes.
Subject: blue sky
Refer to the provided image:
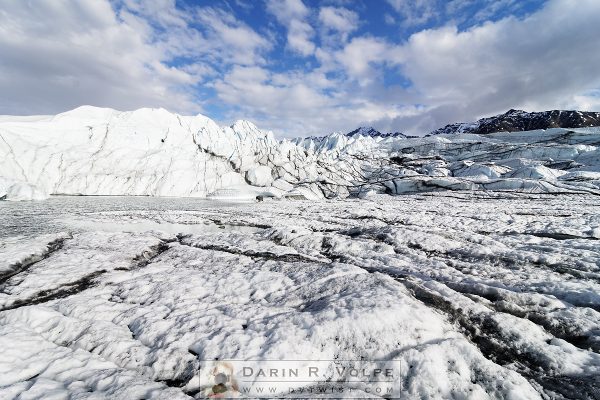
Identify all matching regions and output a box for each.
[167,0,548,122]
[1,0,600,137]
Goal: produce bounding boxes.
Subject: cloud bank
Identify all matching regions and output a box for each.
[0,0,599,137]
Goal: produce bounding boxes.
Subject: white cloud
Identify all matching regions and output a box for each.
[0,0,201,114]
[384,13,396,25]
[386,0,438,26]
[265,0,309,22]
[386,0,541,28]
[234,0,255,11]
[121,0,189,29]
[266,0,315,56]
[449,0,531,24]
[334,37,399,84]
[214,66,329,116]
[215,0,600,137]
[385,0,600,133]
[195,7,272,65]
[2,0,600,139]
[210,47,412,137]
[318,6,359,45]
[287,20,316,56]
[568,91,600,112]
[318,6,359,33]
[0,0,273,116]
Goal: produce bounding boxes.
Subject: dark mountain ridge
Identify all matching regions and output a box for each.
[346,126,410,138]
[428,109,600,136]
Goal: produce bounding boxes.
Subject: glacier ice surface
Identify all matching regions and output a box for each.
[1,193,599,398]
[1,107,600,201]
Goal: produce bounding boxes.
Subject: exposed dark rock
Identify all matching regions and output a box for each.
[429,109,600,136]
[346,127,410,139]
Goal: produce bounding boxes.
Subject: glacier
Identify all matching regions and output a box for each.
[1,106,599,201]
[1,194,599,399]
[0,177,48,201]
[1,107,600,399]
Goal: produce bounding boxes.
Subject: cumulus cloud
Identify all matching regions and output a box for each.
[333,37,397,84]
[386,0,600,133]
[211,0,600,136]
[212,63,410,138]
[318,6,360,43]
[265,0,315,56]
[195,7,272,65]
[0,0,270,115]
[286,20,316,56]
[0,0,200,114]
[1,0,599,138]
[214,66,329,116]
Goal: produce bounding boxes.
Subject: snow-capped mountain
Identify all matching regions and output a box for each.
[292,127,414,155]
[1,106,600,201]
[346,126,409,139]
[429,109,600,136]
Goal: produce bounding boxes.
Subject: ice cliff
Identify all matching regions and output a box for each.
[1,106,599,200]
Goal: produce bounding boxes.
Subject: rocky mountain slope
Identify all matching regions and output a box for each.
[429,109,600,136]
[346,126,411,138]
[1,106,600,200]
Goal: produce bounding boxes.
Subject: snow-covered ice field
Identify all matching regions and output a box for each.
[2,107,600,202]
[1,193,599,399]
